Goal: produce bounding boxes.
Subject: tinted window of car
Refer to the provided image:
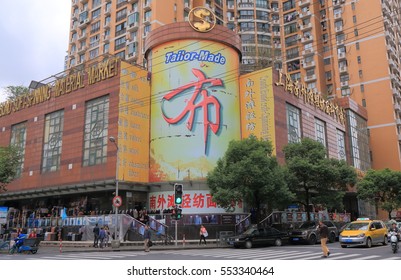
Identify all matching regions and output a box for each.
[373,222,382,229]
[323,221,335,227]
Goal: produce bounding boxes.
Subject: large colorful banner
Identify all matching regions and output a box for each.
[118,62,150,182]
[149,39,241,182]
[239,68,276,153]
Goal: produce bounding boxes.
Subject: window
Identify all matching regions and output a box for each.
[128,12,139,26]
[42,110,64,173]
[360,84,365,92]
[325,71,332,81]
[90,21,101,34]
[115,36,126,51]
[89,48,99,59]
[351,2,355,10]
[103,43,109,54]
[284,23,297,35]
[116,8,127,22]
[362,99,366,107]
[356,42,360,50]
[341,87,351,96]
[89,34,100,48]
[83,96,109,167]
[324,57,331,65]
[353,15,357,23]
[10,122,27,178]
[286,103,301,143]
[115,22,127,37]
[283,0,296,11]
[354,29,358,36]
[357,56,361,63]
[315,118,327,148]
[92,0,101,8]
[286,47,299,60]
[144,10,152,22]
[359,70,363,78]
[323,46,329,53]
[336,129,346,160]
[348,110,370,170]
[285,34,299,47]
[92,8,101,20]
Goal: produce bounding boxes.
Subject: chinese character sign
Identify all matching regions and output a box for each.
[148,190,244,214]
[239,68,276,152]
[149,39,241,182]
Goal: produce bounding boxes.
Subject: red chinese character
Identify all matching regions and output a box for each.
[192,193,205,208]
[167,194,175,208]
[161,68,223,154]
[182,194,191,208]
[157,194,166,210]
[206,194,217,208]
[149,195,156,210]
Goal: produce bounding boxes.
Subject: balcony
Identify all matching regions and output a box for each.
[103,35,109,43]
[302,60,315,69]
[302,47,314,56]
[104,22,111,29]
[125,52,137,62]
[385,30,394,41]
[77,45,86,54]
[396,118,401,126]
[395,103,401,112]
[338,52,346,60]
[272,19,280,25]
[332,0,344,8]
[227,4,234,10]
[336,39,345,46]
[335,25,343,33]
[78,18,90,28]
[104,8,111,16]
[143,31,149,38]
[78,32,87,41]
[301,35,313,44]
[273,31,280,37]
[304,74,316,82]
[300,22,312,31]
[143,1,151,11]
[299,10,311,19]
[143,17,151,25]
[340,80,349,87]
[72,0,78,8]
[334,12,342,20]
[127,21,139,31]
[126,34,137,43]
[298,0,311,7]
[398,134,401,141]
[389,58,398,69]
[272,7,279,13]
[339,65,348,74]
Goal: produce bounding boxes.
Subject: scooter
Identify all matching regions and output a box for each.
[9,234,40,254]
[389,231,399,254]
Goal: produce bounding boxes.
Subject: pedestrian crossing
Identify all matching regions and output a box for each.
[2,248,401,260]
[162,248,401,260]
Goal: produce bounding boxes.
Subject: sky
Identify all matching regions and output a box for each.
[0,1,71,102]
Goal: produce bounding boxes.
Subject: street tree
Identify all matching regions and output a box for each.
[207,135,294,222]
[0,145,22,192]
[357,168,401,220]
[3,85,29,100]
[283,138,357,221]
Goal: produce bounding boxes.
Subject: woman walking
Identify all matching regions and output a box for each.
[199,225,208,246]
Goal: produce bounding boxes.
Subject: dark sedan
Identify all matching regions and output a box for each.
[227,226,289,249]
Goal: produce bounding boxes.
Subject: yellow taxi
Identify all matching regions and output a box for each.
[339,218,388,248]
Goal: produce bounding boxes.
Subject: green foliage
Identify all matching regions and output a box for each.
[3,85,29,100]
[283,138,357,220]
[0,145,21,192]
[207,135,294,219]
[357,168,401,219]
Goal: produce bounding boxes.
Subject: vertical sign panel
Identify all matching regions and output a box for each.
[118,62,150,182]
[239,68,276,153]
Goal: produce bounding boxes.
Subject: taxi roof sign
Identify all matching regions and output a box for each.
[356,218,370,221]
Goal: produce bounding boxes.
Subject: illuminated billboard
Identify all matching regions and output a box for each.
[149,39,241,182]
[118,62,150,183]
[239,68,276,153]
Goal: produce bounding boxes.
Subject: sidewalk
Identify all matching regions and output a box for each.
[40,240,228,253]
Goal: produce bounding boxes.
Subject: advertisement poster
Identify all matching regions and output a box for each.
[149,39,241,182]
[0,206,7,224]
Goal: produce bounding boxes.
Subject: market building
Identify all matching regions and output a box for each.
[0,9,373,231]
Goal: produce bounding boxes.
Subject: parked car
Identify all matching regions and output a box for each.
[227,226,289,249]
[339,218,388,248]
[289,220,338,245]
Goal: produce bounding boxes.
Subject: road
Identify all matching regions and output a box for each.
[1,242,400,260]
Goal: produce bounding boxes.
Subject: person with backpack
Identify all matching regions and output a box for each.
[98,227,106,248]
[199,225,208,246]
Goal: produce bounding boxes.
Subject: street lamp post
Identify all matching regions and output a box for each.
[109,136,120,248]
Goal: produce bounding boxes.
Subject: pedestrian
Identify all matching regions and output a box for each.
[199,224,208,246]
[93,223,100,248]
[318,220,330,258]
[28,228,37,238]
[144,225,151,252]
[99,227,106,248]
[104,225,110,247]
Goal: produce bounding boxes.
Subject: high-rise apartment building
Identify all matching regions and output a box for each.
[67,0,401,173]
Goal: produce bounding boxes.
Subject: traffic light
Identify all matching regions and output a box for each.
[176,207,182,220]
[174,183,183,205]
